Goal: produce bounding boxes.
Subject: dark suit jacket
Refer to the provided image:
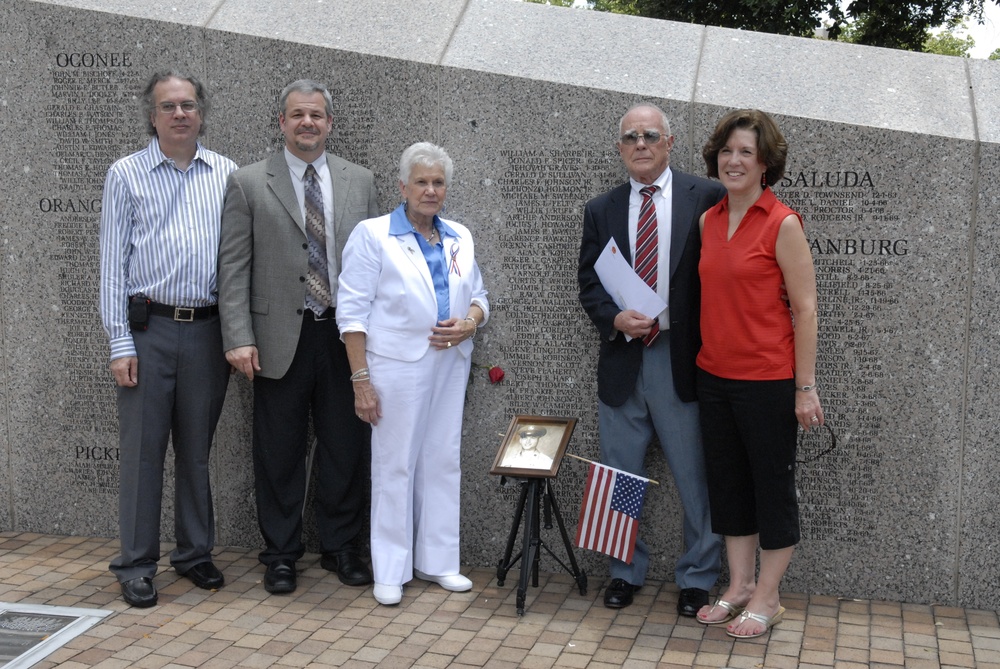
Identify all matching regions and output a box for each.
[218,151,379,379]
[578,170,726,406]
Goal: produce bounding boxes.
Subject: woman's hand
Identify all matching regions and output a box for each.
[430,317,476,350]
[795,388,824,431]
[343,332,379,424]
[354,378,381,426]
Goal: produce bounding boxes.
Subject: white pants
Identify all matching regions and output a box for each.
[369,347,471,586]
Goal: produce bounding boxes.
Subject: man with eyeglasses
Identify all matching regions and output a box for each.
[99,71,237,607]
[578,103,726,614]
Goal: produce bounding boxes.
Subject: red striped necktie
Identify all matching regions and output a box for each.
[635,185,660,347]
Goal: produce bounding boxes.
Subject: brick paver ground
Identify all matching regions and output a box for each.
[1,532,998,668]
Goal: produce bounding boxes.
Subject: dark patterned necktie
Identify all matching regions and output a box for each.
[635,186,660,346]
[304,164,331,315]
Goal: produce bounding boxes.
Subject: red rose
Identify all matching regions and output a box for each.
[488,366,505,384]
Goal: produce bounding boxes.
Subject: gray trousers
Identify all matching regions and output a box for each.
[598,335,722,590]
[110,313,229,582]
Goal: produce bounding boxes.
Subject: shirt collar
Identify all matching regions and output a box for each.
[718,185,777,213]
[388,203,460,239]
[629,166,672,195]
[146,136,207,172]
[284,147,328,181]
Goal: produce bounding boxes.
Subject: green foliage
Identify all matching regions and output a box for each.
[923,18,976,56]
[592,0,837,38]
[991,47,1000,59]
[580,0,999,54]
[834,15,863,43]
[592,0,639,14]
[835,0,986,51]
[838,11,981,56]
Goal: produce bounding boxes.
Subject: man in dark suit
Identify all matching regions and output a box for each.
[578,103,725,614]
[218,79,378,594]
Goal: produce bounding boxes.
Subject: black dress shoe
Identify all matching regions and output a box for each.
[321,550,373,586]
[677,587,710,617]
[603,578,641,609]
[121,577,158,608]
[183,561,225,590]
[264,559,297,594]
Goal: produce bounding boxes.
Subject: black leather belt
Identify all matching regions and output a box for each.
[304,307,335,321]
[149,301,219,321]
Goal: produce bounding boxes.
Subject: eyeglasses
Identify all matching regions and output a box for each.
[156,101,199,114]
[620,130,663,146]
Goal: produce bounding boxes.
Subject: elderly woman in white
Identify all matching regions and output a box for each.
[337,142,489,606]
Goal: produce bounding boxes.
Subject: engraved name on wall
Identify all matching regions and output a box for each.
[45,52,142,494]
[780,169,902,545]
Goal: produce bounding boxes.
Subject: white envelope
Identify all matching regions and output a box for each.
[594,238,667,341]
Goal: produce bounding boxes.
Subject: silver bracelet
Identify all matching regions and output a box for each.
[464,316,478,327]
[350,368,370,382]
[795,384,817,392]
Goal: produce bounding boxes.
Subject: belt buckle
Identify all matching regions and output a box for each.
[173,307,195,322]
[309,307,332,321]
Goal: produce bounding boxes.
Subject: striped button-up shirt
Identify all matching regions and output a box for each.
[99,137,237,360]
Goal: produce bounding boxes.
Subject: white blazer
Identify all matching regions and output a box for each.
[337,206,489,362]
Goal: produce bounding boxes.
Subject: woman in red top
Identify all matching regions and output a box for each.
[694,109,823,638]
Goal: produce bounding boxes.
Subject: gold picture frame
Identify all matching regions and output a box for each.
[490,415,577,479]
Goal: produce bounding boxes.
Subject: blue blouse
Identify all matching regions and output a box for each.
[388,204,459,323]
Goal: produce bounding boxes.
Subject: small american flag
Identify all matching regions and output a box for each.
[574,462,649,563]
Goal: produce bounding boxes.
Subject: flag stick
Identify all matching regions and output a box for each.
[565,453,660,486]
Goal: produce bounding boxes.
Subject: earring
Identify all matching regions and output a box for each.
[761,172,768,189]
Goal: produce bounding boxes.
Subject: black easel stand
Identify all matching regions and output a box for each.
[496,477,587,615]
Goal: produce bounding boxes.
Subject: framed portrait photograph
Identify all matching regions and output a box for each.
[490,415,577,479]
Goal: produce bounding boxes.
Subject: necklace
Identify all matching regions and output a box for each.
[413,226,437,243]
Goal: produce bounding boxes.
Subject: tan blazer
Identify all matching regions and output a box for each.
[218,151,378,379]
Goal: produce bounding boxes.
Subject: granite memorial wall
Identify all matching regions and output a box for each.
[2,0,999,609]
